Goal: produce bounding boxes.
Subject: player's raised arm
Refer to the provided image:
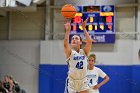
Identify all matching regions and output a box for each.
[64,19,72,59]
[82,18,93,56]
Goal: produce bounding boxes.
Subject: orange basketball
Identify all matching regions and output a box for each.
[61,4,77,18]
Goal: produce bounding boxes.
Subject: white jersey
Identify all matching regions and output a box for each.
[87,66,106,89]
[67,49,88,80]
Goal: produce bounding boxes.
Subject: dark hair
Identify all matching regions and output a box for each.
[71,34,82,42]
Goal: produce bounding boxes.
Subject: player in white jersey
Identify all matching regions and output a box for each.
[87,54,109,93]
[64,18,93,93]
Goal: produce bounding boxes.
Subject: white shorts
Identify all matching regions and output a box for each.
[89,89,99,93]
[66,76,90,93]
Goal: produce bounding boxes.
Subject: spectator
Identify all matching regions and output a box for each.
[0,75,25,93]
[1,75,14,93]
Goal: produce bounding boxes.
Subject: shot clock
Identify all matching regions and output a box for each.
[70,5,115,43]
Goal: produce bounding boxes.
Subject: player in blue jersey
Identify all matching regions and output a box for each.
[64,18,93,93]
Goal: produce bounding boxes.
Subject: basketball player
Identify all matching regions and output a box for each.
[87,54,109,93]
[64,18,92,93]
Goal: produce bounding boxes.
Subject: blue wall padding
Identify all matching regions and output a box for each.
[39,65,140,93]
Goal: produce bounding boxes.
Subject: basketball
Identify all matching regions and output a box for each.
[61,4,77,18]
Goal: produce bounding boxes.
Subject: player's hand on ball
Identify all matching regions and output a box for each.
[64,18,71,31]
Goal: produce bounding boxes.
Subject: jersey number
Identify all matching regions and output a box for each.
[76,61,83,69]
[89,79,92,84]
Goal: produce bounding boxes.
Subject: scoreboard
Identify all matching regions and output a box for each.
[70,5,115,43]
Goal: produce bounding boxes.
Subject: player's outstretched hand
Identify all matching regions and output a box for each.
[81,18,88,29]
[64,18,71,31]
